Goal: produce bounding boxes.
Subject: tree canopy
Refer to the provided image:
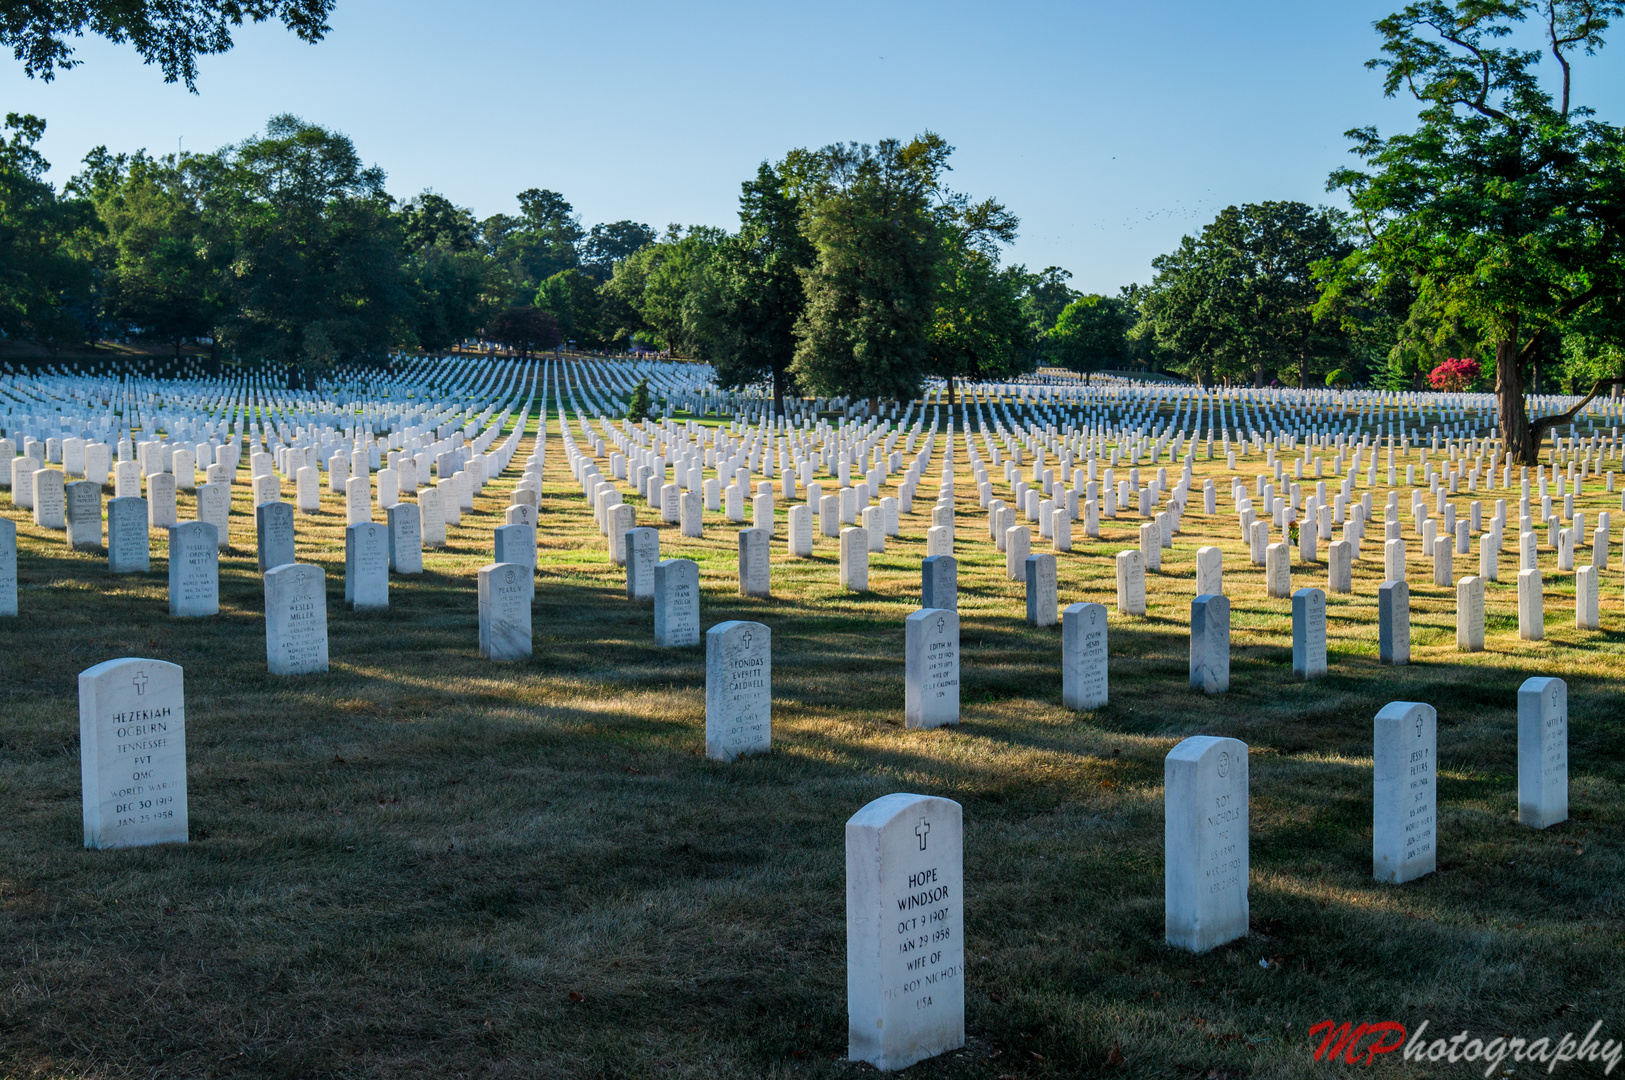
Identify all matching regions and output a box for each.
[1321,0,1625,461]
[3,0,335,89]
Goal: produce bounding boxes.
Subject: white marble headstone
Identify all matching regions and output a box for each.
[1373,700,1435,884]
[705,620,771,761]
[846,792,964,1072]
[1165,735,1248,952]
[79,657,186,849]
[905,608,959,729]
[1061,601,1108,710]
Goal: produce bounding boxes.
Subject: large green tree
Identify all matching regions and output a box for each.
[788,134,951,404]
[71,148,223,359]
[0,113,97,355]
[600,225,725,355]
[698,162,814,409]
[200,114,408,370]
[1048,294,1131,378]
[1322,0,1625,461]
[1141,202,1350,386]
[400,191,500,353]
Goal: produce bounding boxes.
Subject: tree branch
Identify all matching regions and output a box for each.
[1528,376,1625,441]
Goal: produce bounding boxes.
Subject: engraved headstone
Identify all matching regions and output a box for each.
[1456,574,1485,650]
[264,563,329,675]
[840,526,869,591]
[734,527,771,599]
[107,497,149,573]
[345,523,390,610]
[705,620,771,761]
[255,500,296,573]
[387,501,422,574]
[1373,700,1436,883]
[1165,735,1249,952]
[626,527,658,603]
[905,608,959,729]
[166,521,219,616]
[32,468,65,529]
[78,658,187,849]
[196,481,230,550]
[65,479,102,550]
[478,563,532,659]
[788,504,814,557]
[493,523,537,600]
[1115,549,1145,614]
[845,793,965,1072]
[147,471,177,528]
[1292,587,1327,679]
[1517,676,1568,829]
[653,558,700,646]
[1061,601,1108,710]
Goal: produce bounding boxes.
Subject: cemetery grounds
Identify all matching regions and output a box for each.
[1,385,1622,1079]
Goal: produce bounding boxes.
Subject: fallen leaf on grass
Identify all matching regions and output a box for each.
[567,991,585,1004]
[1106,1042,1126,1066]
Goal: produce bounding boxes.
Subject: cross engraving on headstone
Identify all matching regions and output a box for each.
[916,816,930,850]
[132,671,148,696]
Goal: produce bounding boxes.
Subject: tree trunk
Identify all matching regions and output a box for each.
[1496,336,1538,465]
[946,377,956,407]
[772,363,785,416]
[1298,350,1308,390]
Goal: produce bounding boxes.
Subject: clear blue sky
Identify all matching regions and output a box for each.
[5,0,1621,294]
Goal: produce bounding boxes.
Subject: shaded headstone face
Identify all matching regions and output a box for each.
[78,658,187,849]
[737,528,771,598]
[1165,735,1249,952]
[0,518,16,616]
[846,793,965,1073]
[625,527,659,603]
[1373,701,1436,884]
[1517,677,1568,829]
[1025,553,1057,628]
[256,501,296,574]
[905,608,959,729]
[387,503,423,574]
[479,563,532,660]
[264,563,329,675]
[147,472,178,528]
[705,620,771,761]
[107,497,150,574]
[66,480,102,550]
[921,555,957,612]
[1292,587,1327,679]
[1378,580,1410,665]
[789,504,814,558]
[1061,602,1108,710]
[653,558,700,647]
[1189,594,1230,694]
[345,523,389,610]
[167,522,219,617]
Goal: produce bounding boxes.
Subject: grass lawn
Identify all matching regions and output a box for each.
[1,398,1622,1079]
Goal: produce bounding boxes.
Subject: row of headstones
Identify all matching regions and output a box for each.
[76,656,1568,1073]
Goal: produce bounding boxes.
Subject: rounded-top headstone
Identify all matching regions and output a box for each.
[79,657,187,849]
